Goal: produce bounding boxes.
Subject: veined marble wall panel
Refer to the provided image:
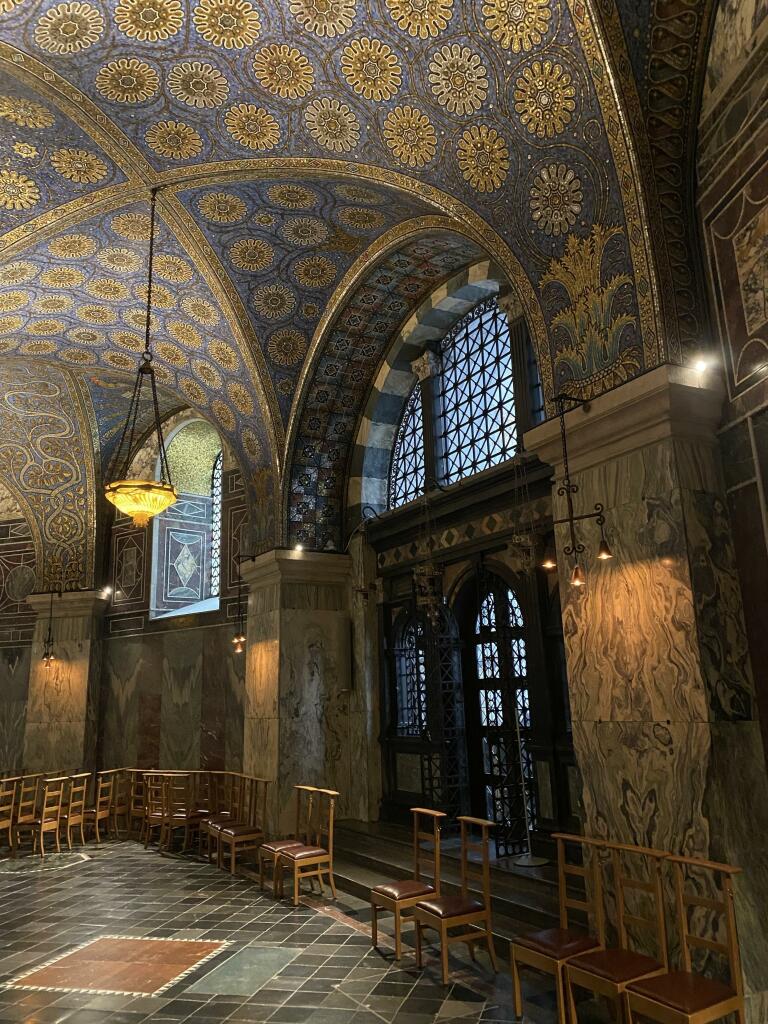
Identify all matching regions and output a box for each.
[0,647,30,772]
[279,609,351,821]
[100,623,243,772]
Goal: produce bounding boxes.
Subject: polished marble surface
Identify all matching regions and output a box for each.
[0,842,595,1024]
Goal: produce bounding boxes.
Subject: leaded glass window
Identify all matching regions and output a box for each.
[210,451,223,598]
[388,383,425,509]
[437,299,518,484]
[394,617,427,736]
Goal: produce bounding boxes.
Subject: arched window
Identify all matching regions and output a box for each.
[393,615,427,736]
[388,383,425,510]
[387,298,538,510]
[150,420,223,620]
[438,299,517,483]
[468,574,534,855]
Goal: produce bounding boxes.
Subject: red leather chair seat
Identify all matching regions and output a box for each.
[280,845,328,861]
[515,927,599,960]
[261,839,305,854]
[628,971,736,1014]
[217,824,263,838]
[570,948,663,983]
[372,880,436,901]
[415,895,484,918]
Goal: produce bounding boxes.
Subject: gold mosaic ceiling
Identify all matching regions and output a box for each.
[0,0,675,561]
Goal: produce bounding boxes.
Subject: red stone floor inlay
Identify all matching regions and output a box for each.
[8,936,226,995]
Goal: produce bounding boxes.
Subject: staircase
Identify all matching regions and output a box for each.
[332,819,560,955]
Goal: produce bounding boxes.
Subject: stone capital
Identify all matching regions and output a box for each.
[241,548,351,593]
[26,589,109,620]
[524,363,725,476]
[410,350,440,382]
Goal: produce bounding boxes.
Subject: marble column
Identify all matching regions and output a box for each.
[242,550,360,834]
[23,590,107,773]
[525,364,768,1019]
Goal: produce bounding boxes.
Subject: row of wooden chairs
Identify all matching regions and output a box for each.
[0,770,120,857]
[370,807,498,985]
[511,833,744,1024]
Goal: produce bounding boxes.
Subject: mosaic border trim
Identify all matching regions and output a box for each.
[5,935,231,998]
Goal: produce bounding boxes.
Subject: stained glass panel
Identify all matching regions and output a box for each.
[210,451,222,599]
[394,618,427,736]
[388,384,425,509]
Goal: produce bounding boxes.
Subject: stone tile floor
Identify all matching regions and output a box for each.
[0,843,607,1024]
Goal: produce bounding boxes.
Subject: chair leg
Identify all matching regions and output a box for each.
[293,866,300,907]
[511,952,523,1019]
[555,965,567,1024]
[327,869,337,899]
[39,831,45,860]
[394,907,401,961]
[55,828,60,854]
[66,826,72,851]
[371,902,378,948]
[565,969,578,1024]
[485,919,498,973]
[94,819,101,845]
[414,918,423,969]
[623,994,634,1024]
[230,843,236,876]
[439,924,449,985]
[259,851,265,890]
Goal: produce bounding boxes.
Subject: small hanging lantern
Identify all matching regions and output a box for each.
[41,588,57,668]
[104,188,177,528]
[232,558,246,654]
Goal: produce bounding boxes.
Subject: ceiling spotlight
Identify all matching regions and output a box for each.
[570,564,586,588]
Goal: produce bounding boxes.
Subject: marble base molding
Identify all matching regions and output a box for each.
[525,363,768,1017]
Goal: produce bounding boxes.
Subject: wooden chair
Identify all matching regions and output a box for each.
[626,855,745,1024]
[160,773,200,851]
[143,773,165,847]
[128,770,146,837]
[14,774,43,831]
[60,772,89,849]
[84,772,114,844]
[275,788,339,906]
[566,842,669,1022]
[109,769,131,837]
[511,833,606,1024]
[202,772,246,861]
[0,776,19,849]
[216,776,270,875]
[371,807,446,961]
[413,815,498,985]
[258,784,318,891]
[13,776,66,858]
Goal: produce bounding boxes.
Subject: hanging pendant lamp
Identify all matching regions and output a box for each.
[104,188,177,527]
[41,588,57,668]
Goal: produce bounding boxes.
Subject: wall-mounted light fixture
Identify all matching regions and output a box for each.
[542,395,613,587]
[232,557,246,654]
[41,586,60,668]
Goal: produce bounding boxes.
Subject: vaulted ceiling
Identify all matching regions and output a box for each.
[0,0,718,572]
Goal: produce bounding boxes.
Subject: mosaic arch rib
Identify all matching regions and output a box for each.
[0,0,665,399]
[288,230,484,551]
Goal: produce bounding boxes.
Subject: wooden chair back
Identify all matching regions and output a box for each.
[606,841,669,967]
[670,854,744,995]
[457,816,494,910]
[246,776,269,829]
[66,773,90,822]
[308,788,339,852]
[164,773,190,818]
[16,774,43,823]
[93,772,114,817]
[129,771,145,818]
[109,769,130,818]
[0,776,19,829]
[41,776,66,824]
[412,807,446,894]
[292,784,318,842]
[144,774,165,818]
[552,832,606,943]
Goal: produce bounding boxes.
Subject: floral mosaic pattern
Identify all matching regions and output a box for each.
[176,177,433,421]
